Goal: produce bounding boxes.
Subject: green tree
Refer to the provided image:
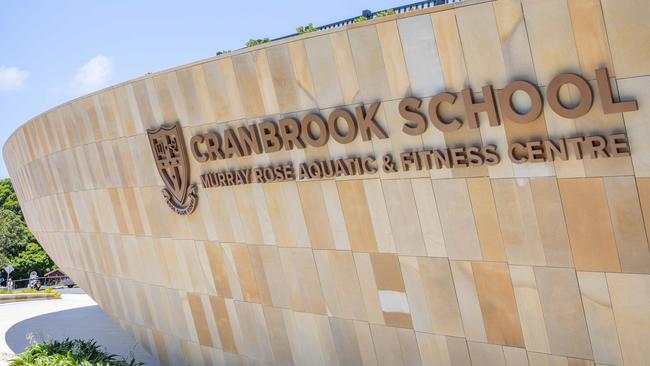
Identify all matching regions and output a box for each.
[11,242,55,280]
[0,179,22,217]
[0,208,35,258]
[0,178,56,282]
[0,251,9,268]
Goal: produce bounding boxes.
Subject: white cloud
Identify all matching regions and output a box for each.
[0,66,29,92]
[69,55,114,95]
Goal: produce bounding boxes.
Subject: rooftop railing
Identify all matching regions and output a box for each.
[215,0,463,54]
[272,0,462,41]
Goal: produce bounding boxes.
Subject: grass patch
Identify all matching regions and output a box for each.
[10,338,143,366]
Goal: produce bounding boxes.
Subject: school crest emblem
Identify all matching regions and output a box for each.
[147,122,198,215]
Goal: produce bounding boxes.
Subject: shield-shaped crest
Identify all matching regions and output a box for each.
[147,122,198,215]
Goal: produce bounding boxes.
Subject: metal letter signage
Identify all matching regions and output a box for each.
[147,122,198,215]
[147,68,638,210]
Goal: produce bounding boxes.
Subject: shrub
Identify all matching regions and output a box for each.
[10,338,142,366]
[296,23,317,34]
[21,288,61,297]
[246,38,270,47]
[353,16,367,23]
[375,9,396,17]
[0,289,60,297]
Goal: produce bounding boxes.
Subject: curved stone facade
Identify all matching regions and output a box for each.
[4,0,650,365]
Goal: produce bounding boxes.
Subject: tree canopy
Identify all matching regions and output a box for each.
[0,178,23,217]
[0,208,36,258]
[0,178,55,280]
[11,242,55,279]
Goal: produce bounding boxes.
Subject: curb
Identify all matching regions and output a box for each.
[0,293,60,304]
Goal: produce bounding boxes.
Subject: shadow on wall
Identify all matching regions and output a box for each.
[5,305,161,365]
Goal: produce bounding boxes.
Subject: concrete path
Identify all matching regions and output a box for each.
[0,288,160,365]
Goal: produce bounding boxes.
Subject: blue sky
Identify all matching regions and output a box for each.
[0,0,401,178]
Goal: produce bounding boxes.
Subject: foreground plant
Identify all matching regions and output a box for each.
[10,338,143,366]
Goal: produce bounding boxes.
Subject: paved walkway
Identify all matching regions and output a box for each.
[0,288,160,365]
